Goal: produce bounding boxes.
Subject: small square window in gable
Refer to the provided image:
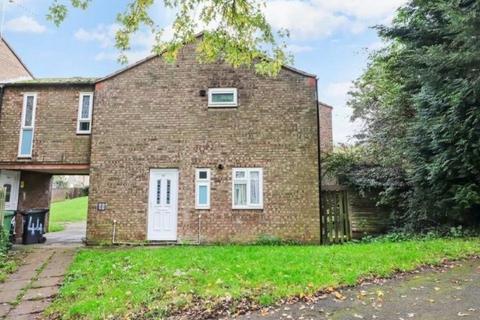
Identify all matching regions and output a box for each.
[208,88,238,107]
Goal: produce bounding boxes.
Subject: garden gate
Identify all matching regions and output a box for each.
[321,186,352,244]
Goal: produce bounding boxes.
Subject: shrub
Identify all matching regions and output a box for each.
[255,234,300,246]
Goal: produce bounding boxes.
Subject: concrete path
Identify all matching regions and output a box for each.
[237,259,480,320]
[41,222,86,247]
[0,222,84,319]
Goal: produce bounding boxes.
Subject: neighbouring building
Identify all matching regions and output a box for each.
[0,36,333,244]
[0,37,33,83]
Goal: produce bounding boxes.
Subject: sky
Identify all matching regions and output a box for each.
[0,0,406,143]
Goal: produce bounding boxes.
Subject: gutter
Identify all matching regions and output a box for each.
[3,81,96,88]
[315,79,323,245]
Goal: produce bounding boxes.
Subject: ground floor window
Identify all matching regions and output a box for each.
[195,169,211,209]
[232,168,263,209]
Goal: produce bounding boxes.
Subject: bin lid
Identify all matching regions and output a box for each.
[25,208,49,214]
[3,210,15,217]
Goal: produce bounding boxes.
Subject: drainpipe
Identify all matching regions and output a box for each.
[315,78,323,245]
[197,214,201,245]
[112,219,117,244]
[0,85,4,124]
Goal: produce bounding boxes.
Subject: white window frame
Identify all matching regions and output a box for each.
[208,88,238,107]
[18,93,37,158]
[195,169,211,209]
[77,92,94,134]
[232,168,263,209]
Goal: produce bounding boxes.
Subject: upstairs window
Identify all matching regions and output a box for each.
[195,169,211,209]
[77,92,93,134]
[18,93,37,158]
[232,168,263,209]
[208,88,237,107]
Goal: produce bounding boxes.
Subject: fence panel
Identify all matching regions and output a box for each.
[321,186,352,244]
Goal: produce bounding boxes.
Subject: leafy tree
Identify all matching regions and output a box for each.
[47,0,290,76]
[350,0,480,229]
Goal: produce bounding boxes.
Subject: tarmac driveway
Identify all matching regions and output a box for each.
[237,258,480,320]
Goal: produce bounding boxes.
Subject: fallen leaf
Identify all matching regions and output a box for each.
[333,291,346,300]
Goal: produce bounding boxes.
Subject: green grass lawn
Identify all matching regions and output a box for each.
[48,197,88,232]
[46,238,480,319]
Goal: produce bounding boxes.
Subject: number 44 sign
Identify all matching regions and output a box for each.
[27,216,43,236]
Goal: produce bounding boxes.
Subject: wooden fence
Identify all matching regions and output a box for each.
[321,186,352,244]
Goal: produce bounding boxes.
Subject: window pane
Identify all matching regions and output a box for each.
[199,171,208,180]
[250,178,260,204]
[20,129,33,155]
[166,180,171,204]
[3,184,11,203]
[24,96,34,126]
[156,180,161,204]
[212,93,234,103]
[234,183,247,206]
[79,121,90,132]
[235,171,246,179]
[81,95,91,119]
[198,185,208,205]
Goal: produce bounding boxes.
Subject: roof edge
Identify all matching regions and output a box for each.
[96,33,317,83]
[318,101,334,109]
[3,78,97,87]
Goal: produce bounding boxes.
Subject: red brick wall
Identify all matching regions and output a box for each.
[0,85,93,164]
[319,102,335,185]
[319,102,333,154]
[87,44,321,244]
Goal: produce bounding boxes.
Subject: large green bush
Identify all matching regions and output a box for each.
[346,0,480,230]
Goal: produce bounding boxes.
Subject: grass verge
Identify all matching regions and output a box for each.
[48,197,88,232]
[0,250,28,283]
[46,238,480,319]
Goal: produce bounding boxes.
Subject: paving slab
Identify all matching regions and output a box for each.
[0,303,10,317]
[7,299,51,317]
[23,286,58,301]
[0,288,21,304]
[7,313,40,320]
[0,279,30,291]
[37,264,69,278]
[31,277,63,288]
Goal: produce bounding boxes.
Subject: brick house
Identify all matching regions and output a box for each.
[0,40,333,244]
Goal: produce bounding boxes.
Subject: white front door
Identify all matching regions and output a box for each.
[148,169,179,241]
[0,170,20,211]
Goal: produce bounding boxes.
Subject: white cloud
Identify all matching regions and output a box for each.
[75,23,174,63]
[320,81,363,144]
[95,50,152,63]
[326,81,353,99]
[287,44,314,54]
[5,15,46,34]
[265,1,347,39]
[367,40,386,51]
[265,0,407,39]
[75,24,120,48]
